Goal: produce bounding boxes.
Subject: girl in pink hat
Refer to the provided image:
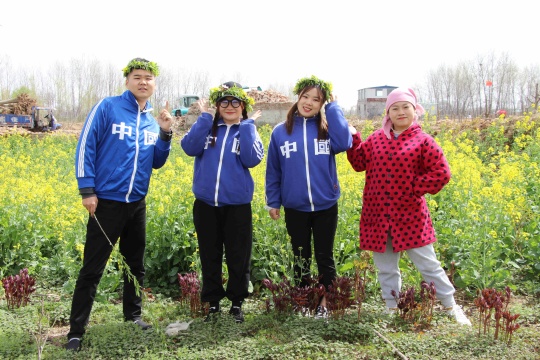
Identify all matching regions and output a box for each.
[346,87,471,325]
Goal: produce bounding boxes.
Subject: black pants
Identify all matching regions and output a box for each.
[284,203,338,289]
[193,199,252,304]
[68,198,146,339]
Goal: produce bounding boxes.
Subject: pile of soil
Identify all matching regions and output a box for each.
[184,89,292,117]
[246,89,291,103]
[0,122,83,137]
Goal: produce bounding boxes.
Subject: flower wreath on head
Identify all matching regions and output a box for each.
[122,58,160,78]
[293,75,333,102]
[208,84,255,112]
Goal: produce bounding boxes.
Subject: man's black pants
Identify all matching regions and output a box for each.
[68,198,146,339]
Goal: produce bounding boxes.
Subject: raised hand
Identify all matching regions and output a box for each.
[197,98,216,117]
[158,100,173,131]
[251,109,262,121]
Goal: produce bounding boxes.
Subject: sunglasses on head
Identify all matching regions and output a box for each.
[219,99,242,108]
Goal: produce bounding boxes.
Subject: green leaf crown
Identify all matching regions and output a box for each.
[122,58,160,77]
[209,84,255,112]
[293,75,333,102]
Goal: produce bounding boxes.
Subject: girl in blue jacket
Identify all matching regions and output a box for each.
[181,82,264,323]
[265,76,352,319]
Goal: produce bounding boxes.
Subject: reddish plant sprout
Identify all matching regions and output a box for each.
[392,287,417,321]
[262,276,335,316]
[177,272,202,317]
[262,277,294,314]
[391,282,436,326]
[502,312,520,345]
[493,292,504,340]
[418,281,436,324]
[326,276,355,320]
[290,285,311,315]
[474,289,488,336]
[1,268,36,309]
[293,276,323,313]
[306,277,326,313]
[474,286,521,345]
[475,288,499,336]
[263,276,360,318]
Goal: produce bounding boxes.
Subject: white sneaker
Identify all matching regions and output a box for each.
[446,305,472,326]
[384,307,398,315]
[314,306,328,320]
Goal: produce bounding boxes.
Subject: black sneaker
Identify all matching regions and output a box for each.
[133,319,152,330]
[229,306,244,323]
[204,306,220,322]
[65,338,81,351]
[314,306,328,320]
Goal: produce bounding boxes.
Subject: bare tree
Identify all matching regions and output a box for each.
[426,69,443,119]
[2,52,539,123]
[192,71,211,98]
[519,65,540,113]
[0,55,14,99]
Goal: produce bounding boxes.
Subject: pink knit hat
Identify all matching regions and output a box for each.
[382,87,425,139]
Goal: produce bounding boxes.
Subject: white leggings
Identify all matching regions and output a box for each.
[372,235,456,308]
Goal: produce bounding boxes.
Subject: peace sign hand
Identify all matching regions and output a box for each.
[158,100,173,132]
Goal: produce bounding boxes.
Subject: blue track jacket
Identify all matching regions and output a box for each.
[181,113,264,206]
[75,90,171,203]
[265,101,352,212]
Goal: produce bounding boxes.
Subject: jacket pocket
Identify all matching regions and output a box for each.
[361,195,381,225]
[100,166,128,193]
[395,194,423,223]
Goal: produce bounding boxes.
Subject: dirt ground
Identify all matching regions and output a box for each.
[0,116,521,140]
[0,121,84,137]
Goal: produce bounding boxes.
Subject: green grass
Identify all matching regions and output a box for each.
[1,293,538,360]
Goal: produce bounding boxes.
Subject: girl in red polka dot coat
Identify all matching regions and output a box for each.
[346,87,471,325]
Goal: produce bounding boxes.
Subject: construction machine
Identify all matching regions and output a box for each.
[171,95,200,117]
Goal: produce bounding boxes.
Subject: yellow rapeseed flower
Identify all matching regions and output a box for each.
[75,243,84,257]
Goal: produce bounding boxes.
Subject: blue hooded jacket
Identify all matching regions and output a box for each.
[265,101,352,212]
[75,90,171,202]
[181,112,264,206]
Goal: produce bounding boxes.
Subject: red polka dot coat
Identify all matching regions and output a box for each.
[346,123,451,253]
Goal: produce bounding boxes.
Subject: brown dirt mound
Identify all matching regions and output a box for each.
[0,122,84,137]
[246,89,291,103]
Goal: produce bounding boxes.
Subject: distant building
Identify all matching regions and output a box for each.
[357,85,398,118]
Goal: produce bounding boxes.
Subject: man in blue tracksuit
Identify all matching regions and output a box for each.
[265,76,352,318]
[66,58,173,351]
[181,81,264,323]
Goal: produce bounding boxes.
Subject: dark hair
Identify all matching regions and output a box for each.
[209,102,248,147]
[285,85,328,140]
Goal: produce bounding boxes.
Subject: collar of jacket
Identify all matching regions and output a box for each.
[122,90,154,113]
[217,118,242,126]
[391,122,422,138]
[294,113,320,123]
